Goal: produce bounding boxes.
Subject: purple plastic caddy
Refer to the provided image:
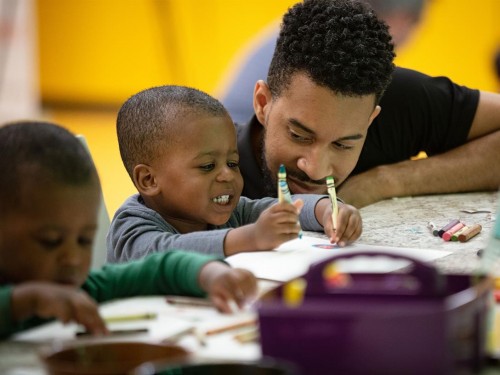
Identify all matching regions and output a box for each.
[257,251,492,375]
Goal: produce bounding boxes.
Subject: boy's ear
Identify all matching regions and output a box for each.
[133,164,160,197]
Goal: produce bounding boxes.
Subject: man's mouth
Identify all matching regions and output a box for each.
[288,176,327,194]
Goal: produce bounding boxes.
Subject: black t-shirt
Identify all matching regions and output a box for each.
[237,67,480,199]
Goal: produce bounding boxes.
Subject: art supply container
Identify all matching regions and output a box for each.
[258,251,493,375]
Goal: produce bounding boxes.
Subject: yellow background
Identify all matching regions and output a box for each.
[36,0,500,216]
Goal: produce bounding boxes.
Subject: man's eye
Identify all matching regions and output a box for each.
[200,163,215,171]
[289,130,312,143]
[333,142,354,150]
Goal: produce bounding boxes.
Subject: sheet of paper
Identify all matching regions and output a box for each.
[226,235,452,282]
[12,296,194,344]
[11,296,261,363]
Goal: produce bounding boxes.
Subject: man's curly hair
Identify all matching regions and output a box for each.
[268,0,395,103]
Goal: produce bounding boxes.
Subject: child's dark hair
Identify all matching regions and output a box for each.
[268,0,395,104]
[117,85,229,179]
[0,121,99,212]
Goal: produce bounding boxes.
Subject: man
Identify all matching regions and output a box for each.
[223,0,426,124]
[235,0,500,208]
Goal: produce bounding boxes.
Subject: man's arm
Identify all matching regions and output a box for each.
[338,91,500,208]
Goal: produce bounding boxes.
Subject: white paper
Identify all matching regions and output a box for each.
[226,235,451,282]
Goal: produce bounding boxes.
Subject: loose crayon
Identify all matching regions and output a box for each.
[442,222,465,241]
[451,226,469,241]
[458,224,482,242]
[438,219,460,238]
[427,222,439,236]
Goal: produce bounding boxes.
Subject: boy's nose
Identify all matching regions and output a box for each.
[59,246,83,266]
[216,166,235,181]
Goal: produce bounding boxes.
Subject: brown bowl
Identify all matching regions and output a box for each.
[39,341,190,375]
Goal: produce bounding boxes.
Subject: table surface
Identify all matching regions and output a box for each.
[1,191,499,374]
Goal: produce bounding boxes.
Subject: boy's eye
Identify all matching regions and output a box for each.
[38,237,63,249]
[227,161,239,169]
[200,163,215,171]
[78,236,94,248]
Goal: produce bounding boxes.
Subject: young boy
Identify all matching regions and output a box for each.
[0,121,257,338]
[108,85,362,263]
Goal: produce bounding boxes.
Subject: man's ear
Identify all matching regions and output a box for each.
[253,80,272,127]
[133,164,160,197]
[368,105,382,128]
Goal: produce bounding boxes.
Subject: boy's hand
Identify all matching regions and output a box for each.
[11,282,108,336]
[319,199,362,246]
[198,262,257,313]
[252,200,304,250]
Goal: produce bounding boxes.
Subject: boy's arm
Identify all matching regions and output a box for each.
[84,251,223,303]
[107,205,230,262]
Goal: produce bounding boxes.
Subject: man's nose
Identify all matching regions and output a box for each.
[296,148,332,181]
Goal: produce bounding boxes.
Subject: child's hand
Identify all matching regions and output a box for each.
[199,261,257,313]
[252,199,304,250]
[319,200,362,246]
[11,282,108,336]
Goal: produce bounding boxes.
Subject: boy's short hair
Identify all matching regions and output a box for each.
[0,121,99,213]
[117,85,229,179]
[268,0,395,103]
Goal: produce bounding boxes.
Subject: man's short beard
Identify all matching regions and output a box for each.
[260,135,278,198]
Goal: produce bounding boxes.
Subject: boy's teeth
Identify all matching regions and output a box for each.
[212,195,230,204]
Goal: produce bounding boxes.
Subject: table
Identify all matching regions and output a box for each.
[1,191,499,374]
[358,191,498,274]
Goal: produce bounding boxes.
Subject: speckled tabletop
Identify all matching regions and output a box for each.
[358,191,498,275]
[1,192,499,374]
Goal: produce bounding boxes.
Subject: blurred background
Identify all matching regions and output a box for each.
[1,0,499,218]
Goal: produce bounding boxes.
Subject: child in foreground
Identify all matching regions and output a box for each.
[0,121,257,338]
[107,85,362,263]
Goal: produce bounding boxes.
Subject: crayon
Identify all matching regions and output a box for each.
[234,328,259,343]
[451,225,469,241]
[278,164,303,239]
[76,328,149,337]
[458,224,482,242]
[427,221,439,236]
[104,312,157,323]
[442,222,465,241]
[205,318,257,336]
[438,219,460,238]
[326,176,339,231]
[165,296,213,308]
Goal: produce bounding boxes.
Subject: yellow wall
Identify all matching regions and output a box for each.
[36,0,500,217]
[37,0,296,105]
[37,0,500,106]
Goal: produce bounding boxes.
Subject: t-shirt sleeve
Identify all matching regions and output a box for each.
[84,251,224,303]
[354,67,479,174]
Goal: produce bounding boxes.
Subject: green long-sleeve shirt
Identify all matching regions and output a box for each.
[0,251,220,338]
